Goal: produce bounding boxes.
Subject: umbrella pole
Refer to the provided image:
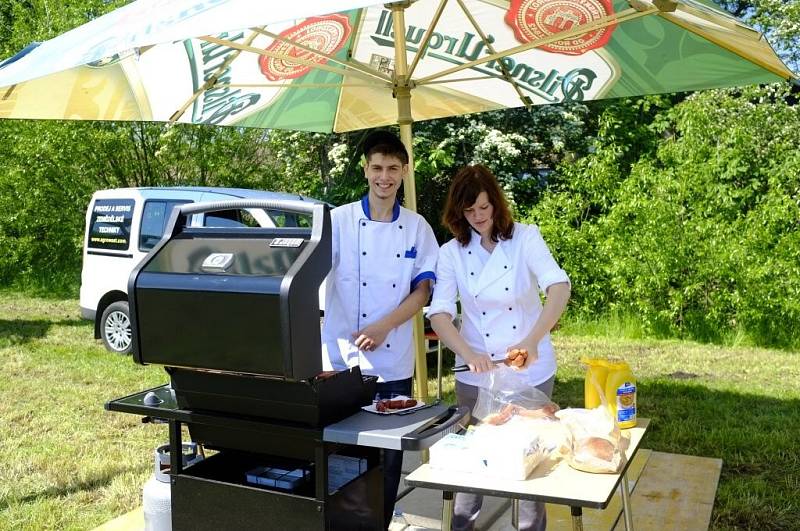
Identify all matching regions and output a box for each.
[391,1,429,403]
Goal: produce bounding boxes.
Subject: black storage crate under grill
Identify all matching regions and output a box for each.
[172,450,383,530]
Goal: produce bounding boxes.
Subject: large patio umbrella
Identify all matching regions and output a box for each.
[0,0,795,396]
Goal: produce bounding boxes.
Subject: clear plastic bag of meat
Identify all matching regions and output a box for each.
[472,366,560,424]
[555,406,630,474]
[466,366,569,478]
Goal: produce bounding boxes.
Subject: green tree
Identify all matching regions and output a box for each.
[529,85,800,348]
[0,0,128,58]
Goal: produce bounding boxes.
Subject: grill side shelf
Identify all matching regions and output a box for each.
[105,384,188,421]
[322,404,467,451]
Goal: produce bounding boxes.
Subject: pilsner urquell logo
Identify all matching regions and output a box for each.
[371,10,599,103]
[505,0,617,56]
[259,15,352,81]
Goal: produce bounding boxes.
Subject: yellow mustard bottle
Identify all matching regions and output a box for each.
[582,357,610,409]
[604,361,637,428]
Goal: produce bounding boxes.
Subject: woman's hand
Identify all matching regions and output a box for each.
[506,342,539,370]
[464,352,496,373]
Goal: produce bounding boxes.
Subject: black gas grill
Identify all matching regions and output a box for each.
[106,199,467,530]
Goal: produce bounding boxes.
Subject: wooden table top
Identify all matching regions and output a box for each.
[405,418,650,509]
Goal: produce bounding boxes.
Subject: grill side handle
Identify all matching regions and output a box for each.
[401,406,471,451]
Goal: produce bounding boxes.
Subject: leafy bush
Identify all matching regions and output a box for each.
[528,86,800,348]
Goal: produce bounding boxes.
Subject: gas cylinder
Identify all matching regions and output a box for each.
[582,357,638,428]
[142,443,203,531]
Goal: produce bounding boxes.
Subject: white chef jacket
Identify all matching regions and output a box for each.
[427,223,569,388]
[322,196,438,382]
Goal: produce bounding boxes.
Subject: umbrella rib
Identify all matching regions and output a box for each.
[406,0,450,80]
[422,74,504,85]
[416,6,655,85]
[669,0,756,33]
[249,27,391,83]
[454,0,530,109]
[218,82,377,89]
[169,30,260,123]
[199,35,388,87]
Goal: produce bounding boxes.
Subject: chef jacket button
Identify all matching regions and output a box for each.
[513,326,517,330]
[362,251,367,255]
[362,222,366,226]
[396,253,400,258]
[485,333,490,337]
[508,307,512,311]
[363,282,367,287]
[399,225,403,229]
[386,344,390,348]
[392,283,396,288]
[470,272,474,276]
[468,251,472,254]
[482,311,486,315]
[362,313,367,318]
[505,287,509,291]
[504,265,508,269]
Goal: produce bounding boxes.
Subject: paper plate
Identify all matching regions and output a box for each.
[362,397,426,415]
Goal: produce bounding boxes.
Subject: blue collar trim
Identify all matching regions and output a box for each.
[361,194,400,222]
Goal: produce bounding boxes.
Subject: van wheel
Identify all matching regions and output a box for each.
[101,301,132,354]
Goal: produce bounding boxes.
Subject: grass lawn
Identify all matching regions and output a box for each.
[1,292,798,530]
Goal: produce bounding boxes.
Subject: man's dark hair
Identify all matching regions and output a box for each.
[361,130,409,165]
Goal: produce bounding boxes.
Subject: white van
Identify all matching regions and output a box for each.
[80,186,319,354]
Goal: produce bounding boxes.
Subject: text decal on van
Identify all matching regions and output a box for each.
[88,199,135,251]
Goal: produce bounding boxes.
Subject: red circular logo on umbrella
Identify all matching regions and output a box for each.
[505,0,617,56]
[259,14,352,81]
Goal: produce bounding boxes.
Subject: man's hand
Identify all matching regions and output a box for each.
[353,321,391,352]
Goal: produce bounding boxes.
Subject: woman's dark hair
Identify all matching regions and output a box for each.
[442,164,514,246]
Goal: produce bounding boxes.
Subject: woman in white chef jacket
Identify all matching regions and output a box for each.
[428,164,570,531]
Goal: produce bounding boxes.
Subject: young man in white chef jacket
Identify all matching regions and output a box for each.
[321,130,438,529]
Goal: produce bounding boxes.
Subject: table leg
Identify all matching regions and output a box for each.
[436,341,443,400]
[441,491,454,531]
[570,506,584,531]
[511,498,520,529]
[620,473,635,531]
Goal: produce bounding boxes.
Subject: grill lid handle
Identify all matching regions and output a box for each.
[164,198,329,243]
[177,198,323,217]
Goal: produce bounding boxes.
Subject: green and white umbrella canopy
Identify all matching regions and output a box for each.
[1,0,794,396]
[0,0,795,134]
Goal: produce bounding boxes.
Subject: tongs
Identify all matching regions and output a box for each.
[452,359,507,372]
